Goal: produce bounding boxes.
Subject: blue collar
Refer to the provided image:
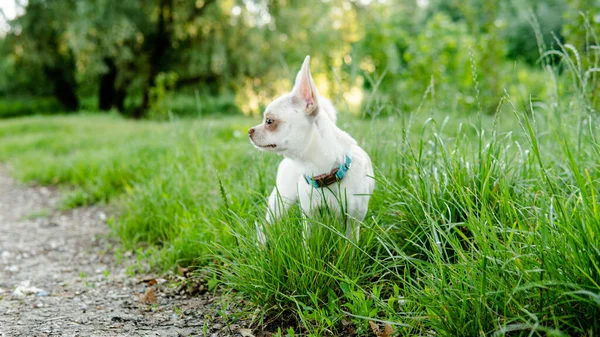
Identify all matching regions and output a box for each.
[304,154,352,188]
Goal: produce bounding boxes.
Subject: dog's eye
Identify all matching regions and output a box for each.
[266,118,273,125]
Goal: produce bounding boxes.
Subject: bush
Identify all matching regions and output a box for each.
[149,91,241,119]
[0,97,64,118]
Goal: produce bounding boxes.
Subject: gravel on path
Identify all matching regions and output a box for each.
[0,169,255,337]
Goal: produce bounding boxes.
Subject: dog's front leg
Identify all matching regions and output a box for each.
[256,188,285,245]
[257,188,297,245]
[265,187,295,223]
[257,159,300,245]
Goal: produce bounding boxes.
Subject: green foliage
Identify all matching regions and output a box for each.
[148,72,179,120]
[165,92,241,117]
[0,0,583,118]
[561,0,600,111]
[364,1,508,115]
[67,0,145,80]
[402,13,477,111]
[562,0,600,53]
[503,0,567,65]
[4,0,80,110]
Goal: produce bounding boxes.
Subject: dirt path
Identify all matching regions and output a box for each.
[0,170,253,337]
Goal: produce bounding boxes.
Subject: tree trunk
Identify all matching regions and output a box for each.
[99,57,119,111]
[134,0,216,119]
[115,87,126,112]
[44,65,79,112]
[136,0,173,118]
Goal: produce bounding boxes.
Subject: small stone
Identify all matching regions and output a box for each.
[239,329,255,337]
[4,265,18,272]
[13,281,44,297]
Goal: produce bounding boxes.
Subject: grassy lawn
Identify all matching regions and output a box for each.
[0,97,599,335]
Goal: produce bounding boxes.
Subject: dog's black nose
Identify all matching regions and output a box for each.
[248,128,255,136]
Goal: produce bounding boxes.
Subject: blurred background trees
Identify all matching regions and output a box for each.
[0,0,597,118]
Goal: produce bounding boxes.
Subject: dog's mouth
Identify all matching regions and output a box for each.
[249,137,277,149]
[258,144,277,148]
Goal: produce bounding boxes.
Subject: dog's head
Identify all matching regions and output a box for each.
[249,55,320,157]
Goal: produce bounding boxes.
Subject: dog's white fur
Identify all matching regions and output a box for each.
[249,56,374,244]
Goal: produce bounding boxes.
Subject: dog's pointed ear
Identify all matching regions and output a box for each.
[292,55,318,115]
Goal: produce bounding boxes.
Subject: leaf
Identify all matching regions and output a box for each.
[382,324,394,337]
[141,277,157,286]
[342,319,355,335]
[369,321,393,337]
[369,321,381,335]
[177,265,190,277]
[139,287,157,304]
[340,282,351,295]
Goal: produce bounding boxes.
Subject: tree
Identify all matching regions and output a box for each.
[68,0,147,112]
[67,0,220,117]
[8,0,80,111]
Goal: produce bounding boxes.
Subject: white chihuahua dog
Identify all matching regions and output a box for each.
[248,56,374,244]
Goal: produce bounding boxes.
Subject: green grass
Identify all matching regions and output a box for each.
[1,56,599,335]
